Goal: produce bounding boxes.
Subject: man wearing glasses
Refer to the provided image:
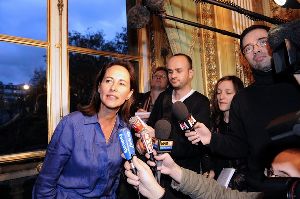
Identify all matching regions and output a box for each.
[136,67,169,113]
[194,25,300,191]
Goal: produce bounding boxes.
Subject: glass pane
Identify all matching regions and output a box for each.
[69,53,139,112]
[0,42,48,155]
[68,0,128,54]
[0,0,47,40]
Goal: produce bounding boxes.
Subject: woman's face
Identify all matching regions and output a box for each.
[217,80,236,112]
[98,65,133,110]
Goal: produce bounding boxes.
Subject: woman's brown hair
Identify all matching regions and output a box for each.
[78,60,136,123]
[211,76,244,133]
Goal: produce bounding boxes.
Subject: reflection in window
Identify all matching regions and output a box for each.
[0,0,47,40]
[69,53,140,112]
[68,0,128,54]
[0,42,48,155]
[69,53,115,112]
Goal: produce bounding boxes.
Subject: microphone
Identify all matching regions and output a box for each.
[172,101,197,131]
[127,4,150,29]
[268,24,289,51]
[153,119,173,184]
[268,19,300,50]
[268,19,300,73]
[129,116,157,172]
[135,138,146,155]
[135,137,157,155]
[153,119,173,153]
[118,127,137,175]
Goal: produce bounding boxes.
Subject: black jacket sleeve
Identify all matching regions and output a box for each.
[209,93,248,158]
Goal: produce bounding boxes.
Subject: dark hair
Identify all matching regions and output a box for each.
[153,66,168,76]
[172,53,193,69]
[211,76,244,132]
[78,60,136,123]
[240,25,270,54]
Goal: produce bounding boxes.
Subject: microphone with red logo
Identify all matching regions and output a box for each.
[129,116,157,173]
[172,101,197,131]
[118,127,137,175]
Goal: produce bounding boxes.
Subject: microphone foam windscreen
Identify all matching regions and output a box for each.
[268,25,287,50]
[127,4,150,29]
[145,0,164,13]
[172,101,189,121]
[288,19,300,48]
[154,119,171,139]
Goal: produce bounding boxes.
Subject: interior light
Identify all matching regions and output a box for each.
[273,0,300,8]
[274,0,287,6]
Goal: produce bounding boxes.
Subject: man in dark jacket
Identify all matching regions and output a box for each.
[192,25,300,191]
[147,53,211,198]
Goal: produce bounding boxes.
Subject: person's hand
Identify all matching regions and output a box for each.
[147,153,183,184]
[203,170,215,179]
[134,124,155,138]
[294,74,300,85]
[185,122,212,145]
[137,108,147,112]
[124,156,165,199]
[185,129,200,145]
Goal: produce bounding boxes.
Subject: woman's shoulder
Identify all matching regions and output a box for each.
[64,111,84,119]
[62,111,96,124]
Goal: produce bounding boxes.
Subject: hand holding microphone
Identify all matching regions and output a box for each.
[187,122,212,145]
[129,116,157,173]
[172,101,212,145]
[146,153,183,184]
[118,127,137,174]
[124,156,165,199]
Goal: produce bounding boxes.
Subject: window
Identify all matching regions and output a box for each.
[0,0,48,160]
[0,0,140,162]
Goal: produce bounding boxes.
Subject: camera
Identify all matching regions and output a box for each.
[268,19,300,74]
[263,111,300,199]
[263,177,300,199]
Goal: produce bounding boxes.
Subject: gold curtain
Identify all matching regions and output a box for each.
[163,0,239,97]
[161,0,300,97]
[164,0,206,94]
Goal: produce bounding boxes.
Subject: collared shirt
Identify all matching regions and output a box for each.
[171,89,195,103]
[33,111,126,199]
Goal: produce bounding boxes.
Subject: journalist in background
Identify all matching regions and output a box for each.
[192,24,300,191]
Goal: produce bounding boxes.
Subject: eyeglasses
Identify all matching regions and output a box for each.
[264,168,279,177]
[264,168,289,178]
[242,37,268,54]
[153,74,167,79]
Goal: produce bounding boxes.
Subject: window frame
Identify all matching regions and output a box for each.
[0,0,146,163]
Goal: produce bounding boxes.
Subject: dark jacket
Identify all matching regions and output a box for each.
[213,120,247,191]
[209,70,300,191]
[147,88,211,199]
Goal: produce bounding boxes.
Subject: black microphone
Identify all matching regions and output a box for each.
[154,119,173,153]
[268,19,300,50]
[268,19,300,73]
[153,119,173,184]
[172,101,197,131]
[118,127,137,175]
[268,24,289,51]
